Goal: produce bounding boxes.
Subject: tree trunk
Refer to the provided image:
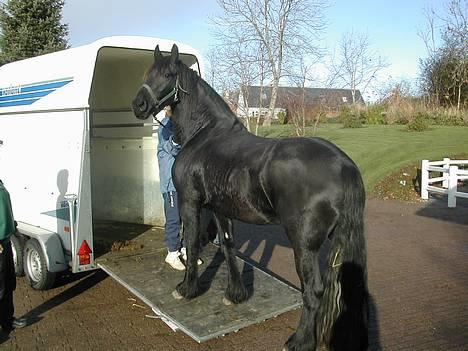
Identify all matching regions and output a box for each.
[255,84,264,135]
[265,77,280,127]
[241,87,251,132]
[457,83,461,111]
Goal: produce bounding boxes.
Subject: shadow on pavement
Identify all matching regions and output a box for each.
[368,294,382,351]
[234,221,291,266]
[416,197,468,226]
[0,330,10,344]
[21,270,108,328]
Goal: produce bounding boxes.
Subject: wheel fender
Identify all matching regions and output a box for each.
[24,232,68,273]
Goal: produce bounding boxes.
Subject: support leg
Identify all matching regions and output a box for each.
[213,213,248,305]
[284,247,323,351]
[283,204,336,351]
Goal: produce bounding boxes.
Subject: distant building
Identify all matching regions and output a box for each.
[236,86,364,119]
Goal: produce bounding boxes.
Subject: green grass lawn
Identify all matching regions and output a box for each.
[259,124,468,194]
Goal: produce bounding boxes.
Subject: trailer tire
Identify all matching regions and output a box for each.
[23,239,56,290]
[10,234,25,277]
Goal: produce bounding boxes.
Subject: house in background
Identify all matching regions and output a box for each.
[236,85,364,119]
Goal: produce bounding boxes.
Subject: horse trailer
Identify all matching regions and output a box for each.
[0,36,203,288]
[0,36,302,341]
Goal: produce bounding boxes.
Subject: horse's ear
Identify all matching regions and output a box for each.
[154,45,163,61]
[170,44,179,64]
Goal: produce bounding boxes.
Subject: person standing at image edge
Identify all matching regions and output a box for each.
[0,179,27,332]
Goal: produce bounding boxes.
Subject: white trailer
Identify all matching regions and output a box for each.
[0,36,203,289]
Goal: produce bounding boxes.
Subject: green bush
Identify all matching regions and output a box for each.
[340,106,363,128]
[430,109,467,126]
[323,115,341,124]
[277,111,288,125]
[362,105,387,125]
[407,113,429,132]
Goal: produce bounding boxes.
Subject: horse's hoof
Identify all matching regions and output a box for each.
[172,290,184,300]
[222,297,233,306]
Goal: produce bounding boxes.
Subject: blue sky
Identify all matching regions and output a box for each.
[62,0,446,91]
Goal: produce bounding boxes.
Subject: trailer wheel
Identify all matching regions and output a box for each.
[23,239,56,290]
[10,234,25,277]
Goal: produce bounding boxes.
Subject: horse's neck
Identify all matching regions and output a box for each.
[176,72,243,142]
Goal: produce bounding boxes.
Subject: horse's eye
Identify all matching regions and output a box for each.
[165,73,171,78]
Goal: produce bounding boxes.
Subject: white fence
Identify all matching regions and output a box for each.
[421,158,468,207]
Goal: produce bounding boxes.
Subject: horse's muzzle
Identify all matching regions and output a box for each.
[132,90,152,120]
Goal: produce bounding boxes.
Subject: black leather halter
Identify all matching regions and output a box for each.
[142,75,188,118]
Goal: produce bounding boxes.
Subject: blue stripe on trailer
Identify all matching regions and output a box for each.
[0,89,55,102]
[20,79,72,94]
[0,78,73,107]
[0,98,40,107]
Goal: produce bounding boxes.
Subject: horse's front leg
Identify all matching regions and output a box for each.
[213,213,248,305]
[173,200,202,300]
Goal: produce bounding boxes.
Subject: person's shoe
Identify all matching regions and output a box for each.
[180,247,203,265]
[11,318,27,329]
[165,251,185,271]
[1,317,28,332]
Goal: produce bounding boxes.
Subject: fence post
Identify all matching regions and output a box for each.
[421,160,429,200]
[443,157,450,188]
[448,165,458,208]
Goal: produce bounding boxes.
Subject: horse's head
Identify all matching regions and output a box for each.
[132,44,181,120]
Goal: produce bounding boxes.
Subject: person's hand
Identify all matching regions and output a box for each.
[170,135,180,146]
[0,243,3,253]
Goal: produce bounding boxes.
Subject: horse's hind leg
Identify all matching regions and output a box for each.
[212,213,248,305]
[283,203,338,351]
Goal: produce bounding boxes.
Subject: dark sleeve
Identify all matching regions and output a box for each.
[0,185,15,241]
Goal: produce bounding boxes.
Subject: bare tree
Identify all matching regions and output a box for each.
[329,30,388,104]
[213,0,328,126]
[443,0,467,110]
[213,38,268,133]
[205,49,222,93]
[286,57,314,136]
[418,0,467,109]
[418,4,444,106]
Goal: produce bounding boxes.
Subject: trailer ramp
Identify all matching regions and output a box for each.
[95,223,302,342]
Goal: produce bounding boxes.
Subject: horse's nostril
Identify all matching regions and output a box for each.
[139,100,147,112]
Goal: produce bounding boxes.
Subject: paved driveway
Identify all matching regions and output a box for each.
[1,198,467,350]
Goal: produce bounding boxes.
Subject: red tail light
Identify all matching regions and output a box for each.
[78,240,92,265]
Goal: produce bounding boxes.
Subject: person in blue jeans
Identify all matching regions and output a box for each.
[157,106,202,270]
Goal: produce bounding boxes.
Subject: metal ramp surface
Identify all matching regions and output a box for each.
[95,225,302,342]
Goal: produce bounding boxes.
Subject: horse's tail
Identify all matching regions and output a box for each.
[316,164,368,351]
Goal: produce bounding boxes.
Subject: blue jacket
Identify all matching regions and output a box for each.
[157,116,181,193]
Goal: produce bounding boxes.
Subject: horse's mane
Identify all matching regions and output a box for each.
[176,61,247,134]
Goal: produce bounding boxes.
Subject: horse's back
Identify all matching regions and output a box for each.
[264,136,362,218]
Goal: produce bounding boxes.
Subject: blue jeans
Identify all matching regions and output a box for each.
[162,191,182,252]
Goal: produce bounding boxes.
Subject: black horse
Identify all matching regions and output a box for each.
[133,44,368,351]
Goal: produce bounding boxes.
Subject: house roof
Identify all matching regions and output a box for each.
[244,86,364,108]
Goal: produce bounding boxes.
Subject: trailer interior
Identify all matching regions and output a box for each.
[88,46,199,257]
